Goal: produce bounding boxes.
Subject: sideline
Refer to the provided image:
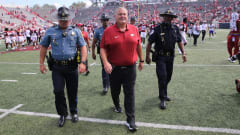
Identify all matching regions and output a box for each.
[0,106,240,134]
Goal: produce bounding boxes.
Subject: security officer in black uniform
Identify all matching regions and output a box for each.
[39,7,87,127]
[146,10,187,110]
[92,13,110,95]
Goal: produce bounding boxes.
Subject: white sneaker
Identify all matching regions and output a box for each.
[228,57,236,63]
[6,49,8,51]
[228,57,231,61]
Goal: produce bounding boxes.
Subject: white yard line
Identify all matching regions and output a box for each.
[0,107,240,134]
[0,104,23,119]
[1,80,18,82]
[90,62,96,66]
[21,73,37,75]
[0,62,39,65]
[174,64,240,67]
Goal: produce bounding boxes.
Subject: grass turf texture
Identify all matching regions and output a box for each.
[0,29,240,135]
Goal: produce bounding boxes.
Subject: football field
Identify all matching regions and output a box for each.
[1,29,240,135]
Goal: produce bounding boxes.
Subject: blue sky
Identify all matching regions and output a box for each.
[0,0,92,8]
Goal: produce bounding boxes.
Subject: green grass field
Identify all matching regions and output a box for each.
[1,29,240,135]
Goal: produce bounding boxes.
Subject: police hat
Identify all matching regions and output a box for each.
[100,13,110,20]
[52,6,75,21]
[160,9,177,18]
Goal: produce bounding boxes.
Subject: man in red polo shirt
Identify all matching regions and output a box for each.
[100,7,144,132]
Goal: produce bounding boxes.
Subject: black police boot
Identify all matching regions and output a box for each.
[160,100,166,110]
[102,88,108,95]
[125,119,137,132]
[114,106,122,113]
[164,96,171,101]
[58,115,66,127]
[71,114,79,123]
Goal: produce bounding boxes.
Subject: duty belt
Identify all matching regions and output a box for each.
[53,58,76,66]
[156,51,174,56]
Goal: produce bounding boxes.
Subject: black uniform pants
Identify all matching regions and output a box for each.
[109,64,136,122]
[156,56,174,101]
[52,64,78,116]
[100,56,110,89]
[192,34,199,45]
[27,37,31,45]
[202,30,206,41]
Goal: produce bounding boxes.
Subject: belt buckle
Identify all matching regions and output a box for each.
[166,52,170,56]
[61,61,67,65]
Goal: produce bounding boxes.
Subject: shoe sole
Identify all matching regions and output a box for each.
[114,109,122,113]
[72,120,78,123]
[102,90,108,95]
[71,115,79,123]
[58,121,65,127]
[125,122,137,132]
[160,103,166,110]
[160,106,166,110]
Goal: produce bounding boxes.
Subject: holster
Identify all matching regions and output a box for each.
[97,46,100,54]
[46,51,53,71]
[150,50,157,62]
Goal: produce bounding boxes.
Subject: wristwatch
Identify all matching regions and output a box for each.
[139,60,144,63]
[81,61,87,65]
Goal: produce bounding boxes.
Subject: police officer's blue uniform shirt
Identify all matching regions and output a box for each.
[94,27,105,43]
[149,23,181,51]
[40,25,86,60]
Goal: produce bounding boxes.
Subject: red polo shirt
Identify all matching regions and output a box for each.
[81,31,89,42]
[100,24,141,66]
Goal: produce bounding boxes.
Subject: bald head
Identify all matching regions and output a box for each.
[115,7,128,25]
[115,7,128,16]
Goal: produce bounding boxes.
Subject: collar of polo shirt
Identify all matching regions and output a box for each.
[114,23,129,32]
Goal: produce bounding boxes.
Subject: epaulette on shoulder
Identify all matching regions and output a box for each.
[51,25,57,28]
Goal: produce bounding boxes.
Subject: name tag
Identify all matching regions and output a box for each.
[232,37,235,42]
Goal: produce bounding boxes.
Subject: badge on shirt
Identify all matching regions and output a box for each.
[52,39,58,45]
[130,34,134,37]
[114,36,119,39]
[160,33,165,42]
[71,31,75,36]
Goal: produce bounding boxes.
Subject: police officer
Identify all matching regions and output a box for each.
[146,9,187,110]
[39,7,87,127]
[92,13,110,95]
[130,17,136,25]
